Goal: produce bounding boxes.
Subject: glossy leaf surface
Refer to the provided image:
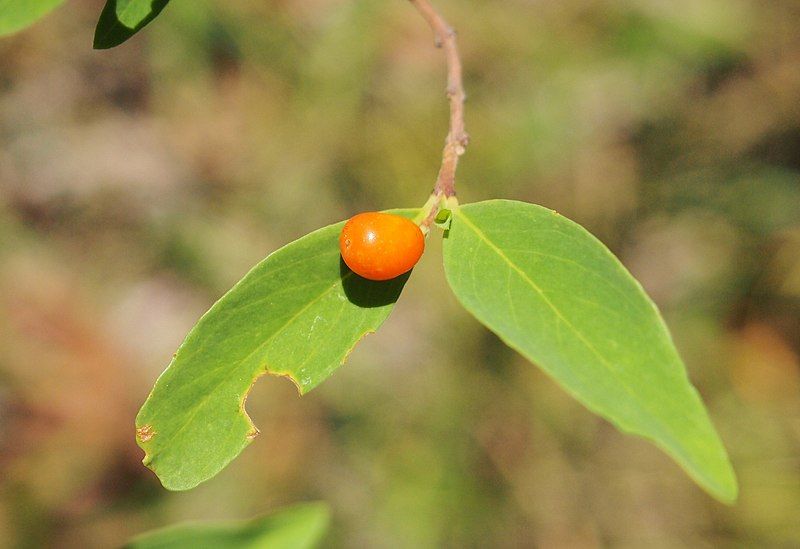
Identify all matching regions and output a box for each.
[0,0,65,36]
[126,502,330,549]
[136,210,416,490]
[443,199,737,503]
[93,0,170,49]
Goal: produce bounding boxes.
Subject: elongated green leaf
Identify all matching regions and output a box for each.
[93,0,170,49]
[126,502,330,549]
[443,199,737,503]
[137,210,417,490]
[0,0,65,37]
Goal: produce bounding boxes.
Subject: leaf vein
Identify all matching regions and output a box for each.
[455,210,682,440]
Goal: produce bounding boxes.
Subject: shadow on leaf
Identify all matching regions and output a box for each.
[340,258,411,308]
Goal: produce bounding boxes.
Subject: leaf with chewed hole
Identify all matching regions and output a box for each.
[126,502,330,548]
[443,199,737,503]
[0,0,65,36]
[136,210,417,490]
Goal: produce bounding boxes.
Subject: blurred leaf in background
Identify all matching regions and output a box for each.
[94,0,171,49]
[125,502,330,549]
[0,0,65,36]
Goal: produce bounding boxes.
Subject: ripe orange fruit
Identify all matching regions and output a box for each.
[339,212,425,281]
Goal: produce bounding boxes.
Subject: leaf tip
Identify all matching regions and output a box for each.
[92,19,118,50]
[92,29,124,50]
[710,466,739,506]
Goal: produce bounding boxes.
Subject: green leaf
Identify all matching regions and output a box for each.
[443,199,737,503]
[137,210,417,490]
[434,208,452,231]
[0,0,65,37]
[126,502,330,549]
[93,0,170,49]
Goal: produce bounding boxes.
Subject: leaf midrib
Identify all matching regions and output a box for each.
[454,209,686,446]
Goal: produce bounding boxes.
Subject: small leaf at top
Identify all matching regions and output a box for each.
[125,501,330,549]
[136,210,417,490]
[0,0,65,37]
[93,0,170,49]
[443,199,737,503]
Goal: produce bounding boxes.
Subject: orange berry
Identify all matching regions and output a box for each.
[339,212,425,281]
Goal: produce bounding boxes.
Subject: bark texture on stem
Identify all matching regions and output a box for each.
[408,0,468,202]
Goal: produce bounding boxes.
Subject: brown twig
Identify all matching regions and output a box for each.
[408,0,468,219]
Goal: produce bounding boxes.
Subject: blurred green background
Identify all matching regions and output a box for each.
[1,0,799,546]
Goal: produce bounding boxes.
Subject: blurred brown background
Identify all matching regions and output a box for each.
[1,0,799,547]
